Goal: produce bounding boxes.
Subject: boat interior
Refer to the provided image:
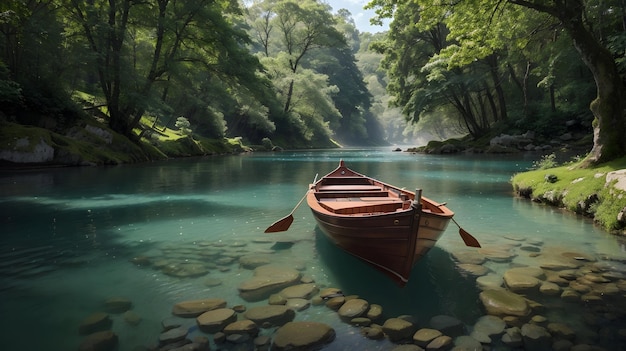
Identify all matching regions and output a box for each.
[313,177,410,215]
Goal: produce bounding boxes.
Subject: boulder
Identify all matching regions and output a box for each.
[503,270,542,293]
[159,327,188,345]
[279,283,319,299]
[238,264,301,302]
[413,328,442,347]
[521,323,552,351]
[272,321,335,351]
[223,319,259,337]
[78,330,118,351]
[473,315,506,336]
[78,312,112,335]
[479,289,531,317]
[196,308,237,333]
[103,297,132,313]
[243,305,295,328]
[366,304,383,321]
[171,298,227,317]
[382,317,415,342]
[337,298,369,320]
[285,298,310,311]
[425,335,452,350]
[429,315,465,337]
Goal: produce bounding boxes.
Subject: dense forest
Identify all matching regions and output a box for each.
[0,0,625,163]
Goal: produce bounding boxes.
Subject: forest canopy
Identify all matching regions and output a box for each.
[1,0,625,161]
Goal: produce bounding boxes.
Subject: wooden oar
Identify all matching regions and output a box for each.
[264,174,317,233]
[451,218,481,248]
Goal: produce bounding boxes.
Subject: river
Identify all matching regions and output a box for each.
[1,149,624,350]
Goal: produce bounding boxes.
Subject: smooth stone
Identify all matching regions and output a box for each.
[254,335,271,351]
[203,278,222,287]
[456,263,490,276]
[521,323,552,351]
[325,296,345,310]
[451,250,487,265]
[226,333,250,343]
[123,310,141,326]
[239,254,272,269]
[79,312,112,335]
[244,305,295,327]
[501,327,523,347]
[196,308,237,333]
[479,289,531,317]
[238,265,301,302]
[103,297,132,313]
[362,326,385,340]
[553,339,574,351]
[538,254,582,271]
[285,298,310,311]
[503,270,541,292]
[454,335,482,350]
[506,266,546,279]
[223,319,259,337]
[539,281,561,295]
[476,273,503,290]
[425,335,452,350]
[382,317,415,342]
[171,298,227,317]
[338,298,369,320]
[547,322,576,340]
[159,327,188,345]
[279,283,319,299]
[78,330,118,351]
[272,321,335,351]
[429,315,465,337]
[366,303,383,321]
[413,328,442,347]
[319,287,343,299]
[560,288,580,302]
[470,330,491,343]
[268,293,287,305]
[473,315,506,336]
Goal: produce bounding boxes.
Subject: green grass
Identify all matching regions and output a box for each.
[511,157,626,233]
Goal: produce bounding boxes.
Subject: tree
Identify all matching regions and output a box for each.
[368,0,626,165]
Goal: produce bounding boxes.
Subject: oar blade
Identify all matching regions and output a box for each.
[459,228,481,248]
[264,215,294,233]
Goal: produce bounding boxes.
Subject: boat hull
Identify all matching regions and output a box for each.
[306,161,453,286]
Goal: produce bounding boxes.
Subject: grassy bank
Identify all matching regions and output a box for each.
[511,156,626,235]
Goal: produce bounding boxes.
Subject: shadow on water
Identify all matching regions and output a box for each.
[314,228,483,325]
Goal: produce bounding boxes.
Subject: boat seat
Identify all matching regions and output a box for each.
[316,190,389,199]
[317,185,383,192]
[318,198,404,214]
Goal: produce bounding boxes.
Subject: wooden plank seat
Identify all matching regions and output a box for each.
[318,197,404,214]
[315,190,390,199]
[317,184,383,192]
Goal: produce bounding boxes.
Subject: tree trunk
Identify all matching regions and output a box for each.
[559,5,626,165]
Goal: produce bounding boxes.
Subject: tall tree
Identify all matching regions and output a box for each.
[369,0,626,165]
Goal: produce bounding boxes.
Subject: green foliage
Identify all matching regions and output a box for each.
[530,153,557,170]
[175,117,192,135]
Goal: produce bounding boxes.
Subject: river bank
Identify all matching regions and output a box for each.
[511,157,626,236]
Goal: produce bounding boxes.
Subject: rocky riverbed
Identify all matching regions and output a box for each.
[73,235,626,351]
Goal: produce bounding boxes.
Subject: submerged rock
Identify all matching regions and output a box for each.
[238,264,301,302]
[479,289,531,317]
[79,312,112,335]
[272,321,335,351]
[243,305,295,328]
[79,330,118,351]
[171,298,227,317]
[196,308,237,333]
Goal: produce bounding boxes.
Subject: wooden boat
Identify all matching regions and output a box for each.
[265,160,480,287]
[305,161,455,286]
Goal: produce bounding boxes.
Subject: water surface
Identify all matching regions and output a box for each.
[1,149,624,350]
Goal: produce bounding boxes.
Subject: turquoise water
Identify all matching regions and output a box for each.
[0,149,624,350]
